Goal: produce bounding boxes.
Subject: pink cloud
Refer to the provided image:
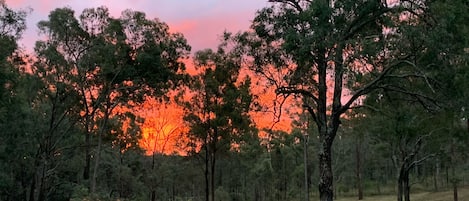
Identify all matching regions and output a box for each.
[4,0,268,54]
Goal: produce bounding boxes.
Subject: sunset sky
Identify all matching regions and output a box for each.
[5,0,293,154]
[6,0,269,53]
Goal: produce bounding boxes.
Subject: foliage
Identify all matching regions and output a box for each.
[0,1,469,201]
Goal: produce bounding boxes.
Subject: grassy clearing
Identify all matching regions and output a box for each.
[334,186,469,201]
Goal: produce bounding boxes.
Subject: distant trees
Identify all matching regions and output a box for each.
[0,1,468,201]
[179,42,255,201]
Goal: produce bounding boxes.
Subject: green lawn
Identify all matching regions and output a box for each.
[335,186,469,201]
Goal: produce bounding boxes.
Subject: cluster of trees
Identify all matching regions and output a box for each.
[0,0,468,201]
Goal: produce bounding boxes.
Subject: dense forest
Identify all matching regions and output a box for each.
[1,0,468,201]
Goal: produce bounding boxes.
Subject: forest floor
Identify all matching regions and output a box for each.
[335,186,469,201]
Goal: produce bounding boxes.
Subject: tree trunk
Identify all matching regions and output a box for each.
[453,182,458,201]
[318,144,333,201]
[397,176,403,201]
[29,174,36,201]
[303,134,310,201]
[356,137,363,200]
[397,167,411,201]
[434,159,439,191]
[205,145,209,201]
[90,128,102,195]
[404,173,410,201]
[84,132,91,180]
[211,154,216,201]
[90,107,110,195]
[151,154,156,201]
[451,139,458,201]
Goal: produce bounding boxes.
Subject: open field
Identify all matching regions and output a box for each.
[335,186,469,201]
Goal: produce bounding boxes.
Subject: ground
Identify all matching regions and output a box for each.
[335,186,469,201]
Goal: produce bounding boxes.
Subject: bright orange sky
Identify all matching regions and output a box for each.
[135,61,294,155]
[6,0,294,154]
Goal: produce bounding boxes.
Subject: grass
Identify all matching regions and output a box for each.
[334,186,469,201]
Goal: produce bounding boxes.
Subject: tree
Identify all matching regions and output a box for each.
[366,94,437,201]
[236,1,444,200]
[35,6,190,196]
[180,42,254,201]
[426,1,469,201]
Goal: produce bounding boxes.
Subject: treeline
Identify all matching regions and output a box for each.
[1,1,469,201]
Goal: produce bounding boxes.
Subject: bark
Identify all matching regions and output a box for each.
[318,141,333,201]
[303,134,310,201]
[451,139,459,201]
[453,183,458,201]
[29,174,36,201]
[90,101,111,195]
[84,132,91,180]
[211,153,216,201]
[151,153,156,201]
[356,137,363,200]
[205,143,209,201]
[433,159,439,191]
[397,166,411,201]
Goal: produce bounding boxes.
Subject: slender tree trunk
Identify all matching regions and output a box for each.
[90,129,102,195]
[205,144,209,201]
[29,174,36,201]
[451,141,458,201]
[303,133,310,201]
[84,132,91,180]
[397,176,403,201]
[37,164,46,201]
[211,153,216,201]
[453,182,458,201]
[356,137,363,200]
[90,108,110,195]
[151,154,156,201]
[434,159,439,191]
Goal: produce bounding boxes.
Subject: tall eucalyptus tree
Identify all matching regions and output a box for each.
[180,42,255,201]
[35,6,190,195]
[237,0,447,200]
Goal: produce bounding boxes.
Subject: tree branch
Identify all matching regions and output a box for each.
[268,0,303,12]
[276,86,319,104]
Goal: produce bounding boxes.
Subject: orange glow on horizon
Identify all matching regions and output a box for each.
[134,59,295,155]
[136,97,188,155]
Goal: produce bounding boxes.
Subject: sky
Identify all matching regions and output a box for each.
[5,0,292,154]
[5,0,270,53]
